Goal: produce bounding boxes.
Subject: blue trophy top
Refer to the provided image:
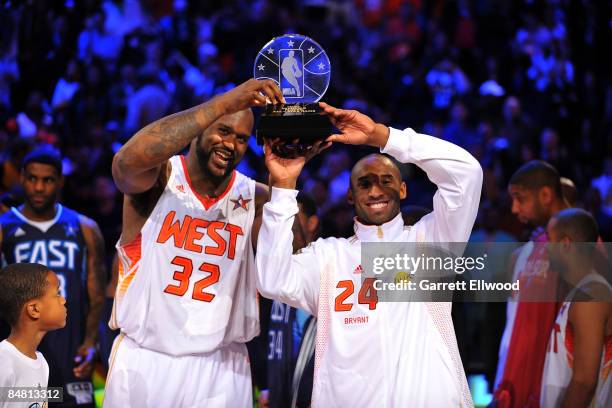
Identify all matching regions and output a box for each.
[254,34,331,104]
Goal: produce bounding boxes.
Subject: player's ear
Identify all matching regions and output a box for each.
[347,188,354,205]
[560,235,572,249]
[25,300,42,320]
[307,215,319,236]
[539,186,553,206]
[400,181,407,200]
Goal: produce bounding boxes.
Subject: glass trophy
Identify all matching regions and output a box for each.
[253,34,333,157]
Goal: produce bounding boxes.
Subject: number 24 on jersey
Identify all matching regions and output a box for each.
[335,278,378,311]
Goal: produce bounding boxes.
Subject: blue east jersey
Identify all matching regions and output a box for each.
[1,204,91,406]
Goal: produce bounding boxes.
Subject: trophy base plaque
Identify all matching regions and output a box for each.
[256,103,334,144]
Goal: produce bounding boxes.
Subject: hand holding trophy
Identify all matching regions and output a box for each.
[254,34,333,158]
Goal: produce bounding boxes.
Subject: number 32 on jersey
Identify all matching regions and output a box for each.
[163,256,220,302]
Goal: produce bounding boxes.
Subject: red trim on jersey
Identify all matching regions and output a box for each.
[116,233,142,297]
[121,233,142,267]
[605,335,612,363]
[565,320,575,368]
[180,156,236,210]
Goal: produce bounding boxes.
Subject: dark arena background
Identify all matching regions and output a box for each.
[0,0,610,407]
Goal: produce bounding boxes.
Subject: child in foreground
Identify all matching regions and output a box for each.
[0,263,67,407]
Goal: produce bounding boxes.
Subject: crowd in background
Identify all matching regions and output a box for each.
[0,0,611,392]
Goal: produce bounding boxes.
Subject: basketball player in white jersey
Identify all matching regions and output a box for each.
[256,102,482,407]
[104,79,287,407]
[542,208,612,408]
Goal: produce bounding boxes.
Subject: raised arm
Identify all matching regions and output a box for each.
[112,79,284,195]
[255,139,330,314]
[383,128,482,241]
[252,182,306,251]
[256,188,322,315]
[321,102,482,242]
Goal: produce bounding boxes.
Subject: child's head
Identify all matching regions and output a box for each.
[0,263,66,330]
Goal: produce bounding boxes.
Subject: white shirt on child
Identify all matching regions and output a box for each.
[0,339,49,408]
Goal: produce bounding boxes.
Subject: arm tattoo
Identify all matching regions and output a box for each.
[141,108,201,161]
[123,101,220,169]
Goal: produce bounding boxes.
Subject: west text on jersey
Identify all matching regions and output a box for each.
[156,211,244,259]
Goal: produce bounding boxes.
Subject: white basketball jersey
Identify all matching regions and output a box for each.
[541,273,612,408]
[110,155,259,356]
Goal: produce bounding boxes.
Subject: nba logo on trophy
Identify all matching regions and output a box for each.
[279,48,304,98]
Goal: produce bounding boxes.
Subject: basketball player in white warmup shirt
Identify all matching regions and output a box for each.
[257,102,482,407]
[104,79,286,407]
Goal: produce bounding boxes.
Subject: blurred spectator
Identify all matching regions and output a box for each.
[51,60,82,111]
[108,63,137,123]
[124,65,170,134]
[498,96,535,161]
[101,0,147,38]
[320,203,354,239]
[443,100,479,150]
[584,187,612,242]
[316,148,351,208]
[0,138,32,195]
[181,42,220,100]
[16,92,52,140]
[426,59,471,110]
[89,175,121,261]
[591,158,612,202]
[0,57,19,111]
[0,185,24,214]
[527,45,574,93]
[479,58,505,99]
[539,128,570,176]
[302,177,329,212]
[77,11,124,64]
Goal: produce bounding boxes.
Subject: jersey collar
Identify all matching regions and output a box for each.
[353,212,404,242]
[11,204,63,232]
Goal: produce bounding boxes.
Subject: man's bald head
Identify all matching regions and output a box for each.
[350,154,401,190]
[550,208,598,243]
[225,108,254,130]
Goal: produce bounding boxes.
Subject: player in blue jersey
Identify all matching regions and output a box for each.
[0,146,106,407]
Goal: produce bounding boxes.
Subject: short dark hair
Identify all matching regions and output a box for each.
[297,192,317,217]
[0,263,50,326]
[552,208,599,243]
[22,146,63,175]
[509,160,562,198]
